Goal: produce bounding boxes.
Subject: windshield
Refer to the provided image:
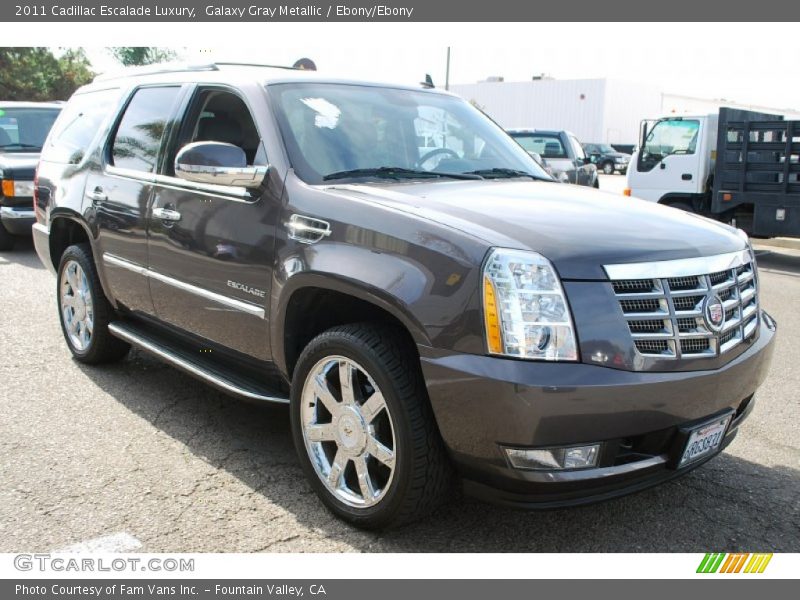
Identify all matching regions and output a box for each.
[598,144,616,153]
[638,118,699,172]
[0,107,61,152]
[268,83,550,184]
[511,133,568,159]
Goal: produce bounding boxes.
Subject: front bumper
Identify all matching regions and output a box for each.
[419,314,775,507]
[0,205,35,235]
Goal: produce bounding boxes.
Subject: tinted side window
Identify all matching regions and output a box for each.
[111,86,181,173]
[41,89,120,164]
[570,136,586,160]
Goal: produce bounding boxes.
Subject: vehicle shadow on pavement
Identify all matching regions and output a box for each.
[79,348,800,553]
[0,238,45,270]
[756,248,800,278]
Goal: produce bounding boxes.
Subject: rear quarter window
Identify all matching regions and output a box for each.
[41,88,122,165]
[110,86,182,173]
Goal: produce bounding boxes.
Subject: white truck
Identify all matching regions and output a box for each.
[625,108,800,238]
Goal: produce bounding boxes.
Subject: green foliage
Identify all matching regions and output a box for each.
[109,47,176,67]
[0,47,94,101]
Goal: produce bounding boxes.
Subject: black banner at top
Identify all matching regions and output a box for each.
[3,0,800,21]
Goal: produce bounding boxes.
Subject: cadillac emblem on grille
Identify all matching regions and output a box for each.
[704,294,725,332]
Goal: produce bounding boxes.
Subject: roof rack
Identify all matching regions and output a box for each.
[93,62,218,82]
[214,62,300,71]
[93,61,300,83]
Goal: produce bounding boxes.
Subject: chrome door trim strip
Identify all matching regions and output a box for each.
[108,323,288,404]
[102,253,265,319]
[604,249,752,280]
[103,252,148,276]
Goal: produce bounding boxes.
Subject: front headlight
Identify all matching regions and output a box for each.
[482,248,578,361]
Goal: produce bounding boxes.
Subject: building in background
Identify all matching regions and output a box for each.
[450,78,800,146]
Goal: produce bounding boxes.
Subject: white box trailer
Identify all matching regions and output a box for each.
[450,78,663,145]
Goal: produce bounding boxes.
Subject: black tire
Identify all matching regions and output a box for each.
[0,222,15,251]
[56,244,130,364]
[290,323,453,529]
[602,161,615,175]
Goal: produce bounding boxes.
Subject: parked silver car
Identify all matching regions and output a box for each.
[508,128,598,187]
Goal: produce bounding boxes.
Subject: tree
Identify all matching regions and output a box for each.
[109,47,176,66]
[0,47,94,101]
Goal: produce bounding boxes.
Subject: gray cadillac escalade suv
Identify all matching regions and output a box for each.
[32,63,776,529]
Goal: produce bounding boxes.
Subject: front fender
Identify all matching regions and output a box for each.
[271,240,484,377]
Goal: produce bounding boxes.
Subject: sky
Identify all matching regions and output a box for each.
[69,22,799,111]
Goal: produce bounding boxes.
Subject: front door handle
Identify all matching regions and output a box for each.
[86,187,107,202]
[152,207,182,222]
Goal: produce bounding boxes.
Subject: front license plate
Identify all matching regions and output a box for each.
[679,415,732,468]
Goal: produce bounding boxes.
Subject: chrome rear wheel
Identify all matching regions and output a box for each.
[60,259,94,352]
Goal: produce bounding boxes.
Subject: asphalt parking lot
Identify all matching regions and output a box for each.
[1,175,798,552]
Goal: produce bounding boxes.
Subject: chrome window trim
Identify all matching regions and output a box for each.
[105,164,156,184]
[153,173,255,201]
[103,166,257,201]
[102,253,265,319]
[604,249,751,280]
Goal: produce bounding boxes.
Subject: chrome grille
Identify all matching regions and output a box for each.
[607,251,759,359]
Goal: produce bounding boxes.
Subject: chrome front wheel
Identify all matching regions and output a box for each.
[300,355,396,508]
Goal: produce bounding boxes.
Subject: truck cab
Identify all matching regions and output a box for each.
[628,108,800,238]
[626,114,718,207]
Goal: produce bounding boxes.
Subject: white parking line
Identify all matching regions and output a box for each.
[53,532,142,553]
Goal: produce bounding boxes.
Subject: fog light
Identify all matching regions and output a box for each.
[505,444,600,471]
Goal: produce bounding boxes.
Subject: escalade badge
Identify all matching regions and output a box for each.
[704,294,725,332]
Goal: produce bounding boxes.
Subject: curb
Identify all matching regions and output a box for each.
[752,237,800,252]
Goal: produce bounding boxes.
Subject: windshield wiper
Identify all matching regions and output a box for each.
[323,166,483,181]
[0,143,41,150]
[464,168,545,180]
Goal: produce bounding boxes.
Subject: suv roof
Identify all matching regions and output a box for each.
[87,61,449,96]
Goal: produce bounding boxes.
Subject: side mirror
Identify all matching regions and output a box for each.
[583,157,593,165]
[175,141,267,189]
[527,151,546,167]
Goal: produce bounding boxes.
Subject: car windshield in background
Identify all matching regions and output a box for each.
[268,83,550,184]
[597,144,616,153]
[512,134,569,159]
[0,107,61,152]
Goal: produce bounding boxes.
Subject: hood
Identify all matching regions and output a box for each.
[322,180,746,280]
[0,152,41,180]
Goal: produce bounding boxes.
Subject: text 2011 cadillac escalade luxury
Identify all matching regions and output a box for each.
[32,64,776,529]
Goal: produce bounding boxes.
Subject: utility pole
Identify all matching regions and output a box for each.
[445,47,451,91]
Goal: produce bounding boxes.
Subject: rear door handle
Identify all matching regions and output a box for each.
[86,187,107,202]
[152,207,182,222]
[682,173,693,181]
